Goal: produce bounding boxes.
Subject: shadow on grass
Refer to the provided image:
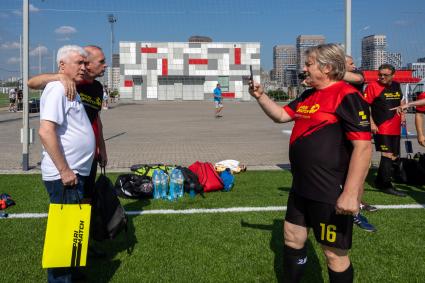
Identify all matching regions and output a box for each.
[278,186,291,193]
[241,219,324,283]
[85,198,149,281]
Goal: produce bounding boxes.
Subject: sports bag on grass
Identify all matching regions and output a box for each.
[92,167,128,241]
[130,164,172,177]
[42,190,91,268]
[220,168,235,192]
[393,154,425,186]
[188,161,224,192]
[176,166,203,195]
[114,174,153,199]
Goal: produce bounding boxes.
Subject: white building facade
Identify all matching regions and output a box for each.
[408,62,425,79]
[119,41,260,101]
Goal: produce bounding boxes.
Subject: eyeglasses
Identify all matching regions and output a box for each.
[378,73,393,77]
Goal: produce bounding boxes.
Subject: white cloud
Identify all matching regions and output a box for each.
[12,10,22,16]
[362,26,370,31]
[7,57,21,64]
[29,4,40,13]
[0,12,9,19]
[1,41,20,50]
[29,45,48,57]
[54,26,77,35]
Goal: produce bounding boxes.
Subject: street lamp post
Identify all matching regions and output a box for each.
[22,0,29,171]
[108,14,117,91]
[345,0,352,55]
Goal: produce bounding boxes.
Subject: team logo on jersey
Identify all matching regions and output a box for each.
[296,104,320,114]
[380,144,389,151]
[384,91,401,99]
[359,111,367,120]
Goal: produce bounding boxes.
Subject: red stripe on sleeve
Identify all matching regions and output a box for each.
[283,105,296,118]
[346,132,371,140]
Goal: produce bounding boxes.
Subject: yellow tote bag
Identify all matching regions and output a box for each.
[42,203,91,268]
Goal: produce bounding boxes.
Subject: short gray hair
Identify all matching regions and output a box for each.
[56,45,87,67]
[305,43,346,81]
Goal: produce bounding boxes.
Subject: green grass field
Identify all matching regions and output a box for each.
[1,171,425,282]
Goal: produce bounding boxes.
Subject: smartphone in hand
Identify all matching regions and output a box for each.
[249,65,253,81]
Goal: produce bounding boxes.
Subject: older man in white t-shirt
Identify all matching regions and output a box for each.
[38,45,95,283]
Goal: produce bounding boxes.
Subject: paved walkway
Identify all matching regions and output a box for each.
[0,101,421,173]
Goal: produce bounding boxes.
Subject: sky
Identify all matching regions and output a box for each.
[1,0,425,80]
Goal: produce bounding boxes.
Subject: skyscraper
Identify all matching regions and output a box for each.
[386,52,402,70]
[273,45,297,87]
[296,35,325,73]
[361,35,386,70]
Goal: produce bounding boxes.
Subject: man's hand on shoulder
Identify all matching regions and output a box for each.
[58,74,77,101]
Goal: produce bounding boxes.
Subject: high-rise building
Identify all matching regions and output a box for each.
[361,35,387,70]
[296,35,325,73]
[386,52,402,70]
[273,45,297,87]
[107,53,120,91]
[119,41,260,101]
[408,62,425,79]
[417,57,425,63]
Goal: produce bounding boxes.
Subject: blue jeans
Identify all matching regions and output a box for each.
[44,175,86,283]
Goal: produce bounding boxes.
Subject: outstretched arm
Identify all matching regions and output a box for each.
[415,113,425,147]
[343,71,364,85]
[28,73,76,100]
[249,81,292,123]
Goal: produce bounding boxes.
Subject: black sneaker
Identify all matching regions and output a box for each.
[353,213,377,232]
[360,202,378,212]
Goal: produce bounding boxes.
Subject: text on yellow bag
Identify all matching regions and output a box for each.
[42,203,91,268]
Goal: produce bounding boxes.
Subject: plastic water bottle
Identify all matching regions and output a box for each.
[176,170,184,198]
[168,170,176,201]
[160,171,169,199]
[189,183,196,198]
[152,170,161,199]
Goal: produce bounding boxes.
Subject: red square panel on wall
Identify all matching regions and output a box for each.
[162,58,168,75]
[141,47,157,53]
[188,58,208,65]
[222,92,235,98]
[124,80,133,87]
[234,48,241,65]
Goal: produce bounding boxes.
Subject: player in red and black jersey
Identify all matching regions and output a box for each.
[250,44,372,283]
[364,64,406,197]
[343,55,377,232]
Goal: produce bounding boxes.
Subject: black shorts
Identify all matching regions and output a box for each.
[373,134,400,155]
[9,98,16,103]
[285,193,353,250]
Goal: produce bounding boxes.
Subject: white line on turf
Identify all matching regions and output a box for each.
[2,204,425,219]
